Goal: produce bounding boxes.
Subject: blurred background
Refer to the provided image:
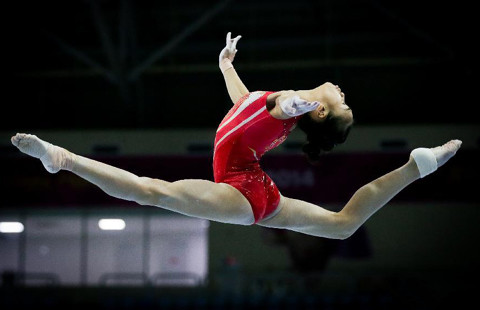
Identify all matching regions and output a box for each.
[1,0,479,309]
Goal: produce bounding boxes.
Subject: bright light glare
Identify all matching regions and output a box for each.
[0,222,24,233]
[98,219,126,230]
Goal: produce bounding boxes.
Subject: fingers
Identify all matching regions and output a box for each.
[226,32,232,48]
[292,96,320,112]
[292,96,316,106]
[230,35,241,52]
[225,32,241,52]
[298,102,320,113]
[306,101,320,110]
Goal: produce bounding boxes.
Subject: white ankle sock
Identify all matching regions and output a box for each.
[410,148,437,178]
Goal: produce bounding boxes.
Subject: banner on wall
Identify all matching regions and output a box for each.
[0,150,473,209]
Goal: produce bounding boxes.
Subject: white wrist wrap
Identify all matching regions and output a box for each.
[220,59,233,73]
[410,148,437,178]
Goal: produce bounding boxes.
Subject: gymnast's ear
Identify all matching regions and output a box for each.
[307,102,328,123]
[316,103,328,120]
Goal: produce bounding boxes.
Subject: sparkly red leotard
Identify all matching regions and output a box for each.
[213,91,300,223]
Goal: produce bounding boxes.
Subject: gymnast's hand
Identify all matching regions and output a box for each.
[279,95,320,117]
[219,32,241,65]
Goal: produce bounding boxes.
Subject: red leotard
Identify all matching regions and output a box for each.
[213,91,300,223]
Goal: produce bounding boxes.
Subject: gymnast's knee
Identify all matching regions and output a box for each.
[134,176,172,206]
[289,212,359,240]
[333,227,357,240]
[334,215,361,240]
[320,213,359,240]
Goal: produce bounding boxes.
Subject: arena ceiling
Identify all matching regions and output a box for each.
[5,0,477,130]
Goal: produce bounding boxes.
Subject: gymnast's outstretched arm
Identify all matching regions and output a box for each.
[218,32,322,118]
[219,32,249,104]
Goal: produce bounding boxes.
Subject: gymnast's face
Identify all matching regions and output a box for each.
[309,82,353,127]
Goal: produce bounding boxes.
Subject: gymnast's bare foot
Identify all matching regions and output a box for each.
[431,139,462,168]
[11,133,75,173]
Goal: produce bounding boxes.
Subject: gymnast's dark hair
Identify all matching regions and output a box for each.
[297,112,353,164]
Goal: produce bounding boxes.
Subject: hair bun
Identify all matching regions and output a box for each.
[316,135,336,152]
[302,141,322,163]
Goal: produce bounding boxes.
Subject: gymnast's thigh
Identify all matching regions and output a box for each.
[257,195,341,235]
[158,179,255,225]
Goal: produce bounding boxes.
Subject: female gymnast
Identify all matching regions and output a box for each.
[11,32,461,239]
